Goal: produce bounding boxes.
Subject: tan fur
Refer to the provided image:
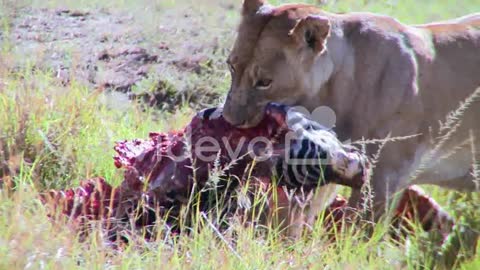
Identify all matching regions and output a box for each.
[224,0,480,222]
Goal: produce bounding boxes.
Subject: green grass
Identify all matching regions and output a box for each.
[274,0,480,23]
[0,0,479,269]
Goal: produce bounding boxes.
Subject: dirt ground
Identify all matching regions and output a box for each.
[5,4,237,110]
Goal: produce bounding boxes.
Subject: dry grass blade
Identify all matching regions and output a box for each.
[439,87,480,134]
[470,130,479,191]
[201,212,246,265]
[352,133,422,145]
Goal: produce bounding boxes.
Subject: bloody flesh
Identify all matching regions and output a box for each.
[40,104,454,242]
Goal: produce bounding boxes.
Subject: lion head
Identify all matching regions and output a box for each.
[222,0,334,128]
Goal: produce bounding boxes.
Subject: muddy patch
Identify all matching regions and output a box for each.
[7,6,234,110]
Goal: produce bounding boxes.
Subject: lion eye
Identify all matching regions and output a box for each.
[255,79,272,90]
[227,62,235,73]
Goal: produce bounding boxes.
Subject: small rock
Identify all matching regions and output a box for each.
[136,66,149,76]
[55,8,70,15]
[70,10,90,17]
[99,35,109,43]
[56,67,70,86]
[158,42,169,50]
[97,50,111,61]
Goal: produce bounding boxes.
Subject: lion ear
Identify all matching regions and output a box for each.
[242,0,267,16]
[289,15,331,54]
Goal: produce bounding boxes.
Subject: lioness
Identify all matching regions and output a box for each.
[223,0,480,217]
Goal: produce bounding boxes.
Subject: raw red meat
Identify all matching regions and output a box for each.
[40,104,454,243]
